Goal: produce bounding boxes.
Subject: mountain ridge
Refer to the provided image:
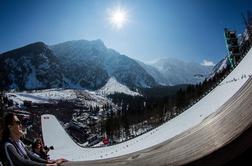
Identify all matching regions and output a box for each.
[0,40,157,90]
[0,39,217,91]
[138,57,213,85]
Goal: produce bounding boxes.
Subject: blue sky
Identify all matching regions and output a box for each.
[0,0,252,65]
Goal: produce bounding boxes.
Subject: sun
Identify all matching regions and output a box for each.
[108,6,128,30]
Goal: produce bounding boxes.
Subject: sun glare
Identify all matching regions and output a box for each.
[108,7,128,30]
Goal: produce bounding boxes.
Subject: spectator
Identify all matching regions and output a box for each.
[32,138,48,160]
[1,113,68,166]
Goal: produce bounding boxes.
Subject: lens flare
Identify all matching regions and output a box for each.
[108,6,128,30]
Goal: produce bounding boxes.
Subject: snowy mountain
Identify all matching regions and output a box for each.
[0,39,215,91]
[96,77,141,96]
[137,60,168,85]
[207,56,229,79]
[0,42,64,90]
[147,58,213,85]
[50,40,157,89]
[0,40,157,91]
[211,57,228,74]
[50,40,109,89]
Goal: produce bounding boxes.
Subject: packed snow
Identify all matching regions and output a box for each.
[41,48,252,161]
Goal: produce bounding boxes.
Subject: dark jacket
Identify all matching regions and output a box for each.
[3,139,48,166]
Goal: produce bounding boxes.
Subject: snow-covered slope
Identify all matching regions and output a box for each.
[137,60,168,85]
[208,57,229,79]
[42,47,252,161]
[214,57,228,73]
[6,89,77,106]
[96,77,140,96]
[0,40,157,90]
[50,39,157,89]
[6,88,112,108]
[0,42,64,90]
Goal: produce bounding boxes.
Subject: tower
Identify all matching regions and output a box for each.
[224,28,241,68]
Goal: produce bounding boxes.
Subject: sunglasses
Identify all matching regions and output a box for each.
[14,120,21,125]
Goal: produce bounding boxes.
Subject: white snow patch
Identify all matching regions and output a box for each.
[96,77,140,96]
[6,89,77,106]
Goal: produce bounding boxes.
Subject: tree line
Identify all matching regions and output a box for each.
[102,65,232,143]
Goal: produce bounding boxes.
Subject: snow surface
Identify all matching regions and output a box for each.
[6,89,77,106]
[6,88,118,115]
[42,48,252,161]
[6,78,140,108]
[96,77,140,96]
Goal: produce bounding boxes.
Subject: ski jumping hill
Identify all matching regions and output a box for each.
[42,47,252,165]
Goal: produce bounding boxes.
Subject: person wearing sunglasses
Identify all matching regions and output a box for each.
[1,113,67,166]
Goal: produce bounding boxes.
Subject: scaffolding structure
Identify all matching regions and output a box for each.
[224,11,252,69]
[224,28,240,69]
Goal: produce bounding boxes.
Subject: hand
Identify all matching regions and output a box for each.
[55,158,68,165]
[47,160,56,164]
[47,158,68,165]
[46,164,57,166]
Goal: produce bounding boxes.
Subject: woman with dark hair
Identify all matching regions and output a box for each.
[1,113,67,166]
